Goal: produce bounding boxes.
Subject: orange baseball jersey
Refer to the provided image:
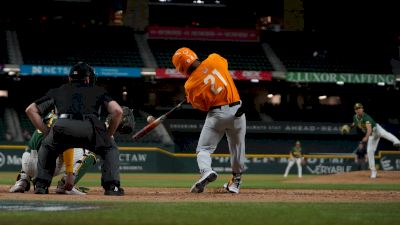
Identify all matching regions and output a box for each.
[184,53,240,111]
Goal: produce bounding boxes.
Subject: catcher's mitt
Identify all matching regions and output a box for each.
[106,106,135,134]
[340,124,351,135]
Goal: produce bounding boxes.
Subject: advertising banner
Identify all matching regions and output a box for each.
[286,72,395,85]
[147,26,259,41]
[165,120,352,135]
[19,65,141,77]
[156,68,272,81]
[2,146,399,174]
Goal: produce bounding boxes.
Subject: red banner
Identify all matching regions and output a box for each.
[156,68,187,79]
[156,68,272,81]
[230,70,272,81]
[147,26,259,41]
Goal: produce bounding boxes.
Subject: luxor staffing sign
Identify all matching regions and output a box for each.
[286,72,395,85]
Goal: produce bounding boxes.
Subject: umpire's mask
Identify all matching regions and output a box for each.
[69,61,96,84]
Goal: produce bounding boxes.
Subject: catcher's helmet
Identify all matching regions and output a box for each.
[172,47,198,75]
[69,61,96,83]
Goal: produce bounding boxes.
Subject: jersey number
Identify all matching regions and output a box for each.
[203,69,228,95]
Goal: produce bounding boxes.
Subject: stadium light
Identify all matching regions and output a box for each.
[377,82,385,86]
[250,79,259,83]
[318,95,327,100]
[3,65,20,76]
[141,68,156,76]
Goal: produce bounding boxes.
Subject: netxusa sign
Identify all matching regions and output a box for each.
[19,65,141,77]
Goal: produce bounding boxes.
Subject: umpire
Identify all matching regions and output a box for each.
[25,61,125,196]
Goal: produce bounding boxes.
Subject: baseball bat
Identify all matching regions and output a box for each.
[131,99,186,141]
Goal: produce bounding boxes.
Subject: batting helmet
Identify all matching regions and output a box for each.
[69,61,96,83]
[172,47,198,74]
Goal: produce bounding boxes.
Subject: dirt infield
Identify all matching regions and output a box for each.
[1,171,400,202]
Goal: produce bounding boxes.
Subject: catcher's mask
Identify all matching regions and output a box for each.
[172,47,198,75]
[69,61,96,84]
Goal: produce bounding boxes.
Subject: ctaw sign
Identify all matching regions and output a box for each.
[117,152,149,172]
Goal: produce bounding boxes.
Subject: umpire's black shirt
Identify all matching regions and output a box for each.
[35,83,112,116]
[34,82,113,152]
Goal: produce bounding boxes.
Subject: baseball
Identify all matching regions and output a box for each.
[147,115,156,123]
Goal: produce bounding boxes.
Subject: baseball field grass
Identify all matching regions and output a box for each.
[0,172,400,225]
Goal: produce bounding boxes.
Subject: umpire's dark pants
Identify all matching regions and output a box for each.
[36,118,120,187]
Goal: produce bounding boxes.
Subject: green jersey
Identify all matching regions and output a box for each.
[27,129,45,151]
[26,111,56,152]
[353,112,376,133]
[291,146,302,158]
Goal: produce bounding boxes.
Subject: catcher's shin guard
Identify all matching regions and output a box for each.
[74,152,97,184]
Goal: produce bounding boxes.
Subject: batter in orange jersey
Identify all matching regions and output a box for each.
[184,53,241,111]
[172,47,246,194]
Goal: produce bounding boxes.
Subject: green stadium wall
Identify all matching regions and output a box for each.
[1,145,399,175]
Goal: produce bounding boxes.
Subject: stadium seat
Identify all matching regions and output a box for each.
[17,25,144,67]
[263,31,393,74]
[147,39,273,71]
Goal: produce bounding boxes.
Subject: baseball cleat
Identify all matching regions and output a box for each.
[190,170,218,193]
[66,187,87,195]
[370,170,377,179]
[9,179,30,193]
[394,142,400,149]
[223,174,242,194]
[9,172,31,193]
[34,181,49,194]
[104,185,124,196]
